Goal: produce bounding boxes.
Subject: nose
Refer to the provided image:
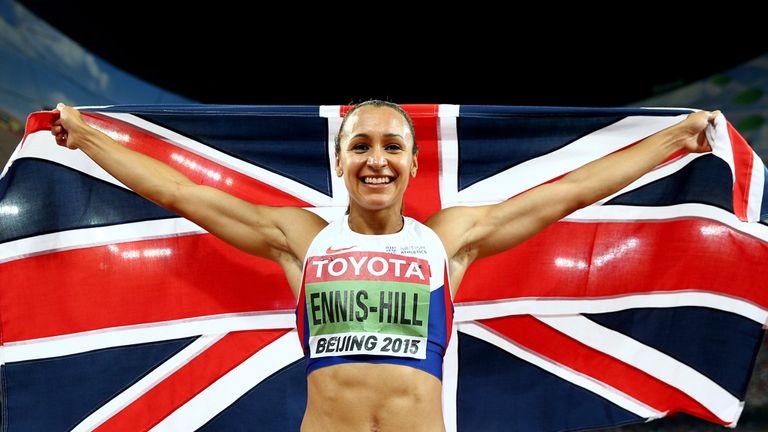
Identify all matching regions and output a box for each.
[366,149,387,168]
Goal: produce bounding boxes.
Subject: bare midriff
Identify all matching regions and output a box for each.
[300,362,445,432]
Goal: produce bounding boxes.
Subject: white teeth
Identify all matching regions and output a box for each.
[364,177,391,184]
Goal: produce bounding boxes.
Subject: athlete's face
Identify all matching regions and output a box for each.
[336,106,418,213]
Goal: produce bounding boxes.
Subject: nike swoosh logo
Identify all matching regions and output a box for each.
[325,246,357,254]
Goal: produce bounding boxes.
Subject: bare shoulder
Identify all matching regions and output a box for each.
[273,206,328,240]
[273,206,328,227]
[272,206,328,259]
[264,207,326,297]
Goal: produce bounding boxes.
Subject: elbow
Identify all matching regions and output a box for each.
[558,180,596,214]
[147,184,182,212]
[573,192,597,212]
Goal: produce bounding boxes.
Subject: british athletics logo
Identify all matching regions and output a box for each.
[1,104,767,431]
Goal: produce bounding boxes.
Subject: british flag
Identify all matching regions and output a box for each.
[1,104,766,431]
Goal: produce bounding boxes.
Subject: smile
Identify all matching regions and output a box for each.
[361,176,394,185]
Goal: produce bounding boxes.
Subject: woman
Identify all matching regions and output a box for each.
[52,100,717,431]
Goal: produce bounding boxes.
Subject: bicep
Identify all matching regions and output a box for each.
[434,181,580,264]
[471,181,582,259]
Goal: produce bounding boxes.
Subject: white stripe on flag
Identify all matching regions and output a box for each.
[71,334,226,432]
[748,151,765,222]
[12,131,127,188]
[708,114,736,185]
[536,315,745,424]
[566,204,768,244]
[99,112,335,207]
[595,152,708,204]
[319,105,349,208]
[459,322,664,420]
[0,217,205,264]
[0,207,351,264]
[8,207,762,275]
[451,115,687,205]
[454,291,768,325]
[3,311,295,362]
[442,325,460,432]
[437,104,460,208]
[150,331,304,432]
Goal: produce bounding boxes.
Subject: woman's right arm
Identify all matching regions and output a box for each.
[51,104,326,270]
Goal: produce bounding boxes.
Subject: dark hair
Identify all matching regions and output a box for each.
[334,100,418,155]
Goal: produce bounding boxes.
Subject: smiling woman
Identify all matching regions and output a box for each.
[335,101,419,222]
[50,100,717,431]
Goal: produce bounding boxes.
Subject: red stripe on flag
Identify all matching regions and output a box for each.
[403,105,442,222]
[456,219,768,306]
[727,121,755,221]
[1,234,294,342]
[24,110,56,139]
[480,315,726,424]
[95,329,289,432]
[82,113,310,207]
[5,219,766,342]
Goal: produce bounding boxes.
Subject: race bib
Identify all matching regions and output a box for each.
[304,251,431,359]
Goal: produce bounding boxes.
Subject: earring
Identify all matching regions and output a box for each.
[336,170,343,177]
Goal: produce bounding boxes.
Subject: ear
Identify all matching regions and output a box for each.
[411,152,418,178]
[335,154,343,177]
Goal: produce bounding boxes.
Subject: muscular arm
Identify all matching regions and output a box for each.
[52,104,326,292]
[428,111,718,289]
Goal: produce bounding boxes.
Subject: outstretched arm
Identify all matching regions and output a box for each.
[428,110,718,288]
[51,104,326,291]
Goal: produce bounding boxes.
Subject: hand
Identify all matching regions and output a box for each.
[676,110,721,154]
[50,103,89,150]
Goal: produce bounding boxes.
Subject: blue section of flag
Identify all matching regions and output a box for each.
[1,337,196,431]
[456,106,691,192]
[0,158,174,244]
[458,106,692,117]
[606,155,734,211]
[131,110,332,196]
[456,115,622,191]
[198,359,307,431]
[457,333,642,431]
[585,308,764,398]
[91,105,322,116]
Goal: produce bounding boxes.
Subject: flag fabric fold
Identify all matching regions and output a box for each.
[0,104,766,431]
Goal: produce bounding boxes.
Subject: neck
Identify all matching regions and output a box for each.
[347,204,404,235]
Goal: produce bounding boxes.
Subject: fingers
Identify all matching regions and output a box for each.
[50,102,70,147]
[694,109,720,124]
[685,110,718,130]
[56,133,68,145]
[56,103,77,123]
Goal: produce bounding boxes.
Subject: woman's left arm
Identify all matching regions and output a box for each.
[428,110,719,280]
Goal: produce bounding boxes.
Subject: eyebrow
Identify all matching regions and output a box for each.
[350,133,405,140]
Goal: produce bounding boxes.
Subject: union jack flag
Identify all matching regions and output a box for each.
[1,105,766,431]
